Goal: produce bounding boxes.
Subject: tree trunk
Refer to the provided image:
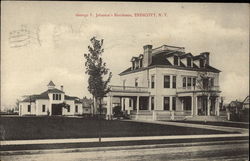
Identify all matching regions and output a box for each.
[98,97,102,143]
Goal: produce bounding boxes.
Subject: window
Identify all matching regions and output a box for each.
[135,78,138,87]
[210,78,214,87]
[42,105,46,112]
[172,76,176,88]
[187,77,192,87]
[53,94,61,100]
[164,75,170,88]
[139,59,143,68]
[200,59,204,68]
[151,97,154,110]
[132,61,135,70]
[68,106,70,112]
[163,97,170,110]
[203,78,209,89]
[135,61,139,69]
[129,99,132,107]
[193,78,196,87]
[151,75,155,88]
[75,105,78,113]
[183,77,186,87]
[28,105,31,112]
[174,56,178,65]
[187,57,192,67]
[172,97,176,111]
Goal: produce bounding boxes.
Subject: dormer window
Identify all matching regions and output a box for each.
[174,56,178,66]
[187,57,192,67]
[200,59,204,68]
[139,59,143,68]
[132,61,135,70]
[135,78,138,87]
[135,61,139,69]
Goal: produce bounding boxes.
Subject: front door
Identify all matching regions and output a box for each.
[52,104,62,115]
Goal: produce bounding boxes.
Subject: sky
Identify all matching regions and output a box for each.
[1,2,249,108]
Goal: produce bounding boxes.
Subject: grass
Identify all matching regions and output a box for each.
[170,120,249,129]
[0,116,233,140]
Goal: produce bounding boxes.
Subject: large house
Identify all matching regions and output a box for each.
[19,81,91,116]
[106,44,222,120]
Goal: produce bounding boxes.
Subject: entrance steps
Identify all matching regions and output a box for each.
[130,110,153,121]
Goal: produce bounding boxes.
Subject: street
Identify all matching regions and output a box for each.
[1,140,248,161]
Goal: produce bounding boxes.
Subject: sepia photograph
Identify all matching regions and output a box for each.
[0,1,249,161]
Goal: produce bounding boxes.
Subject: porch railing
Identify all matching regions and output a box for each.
[177,86,220,93]
[109,85,148,93]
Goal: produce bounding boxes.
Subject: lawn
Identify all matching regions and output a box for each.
[170,120,249,129]
[0,116,233,140]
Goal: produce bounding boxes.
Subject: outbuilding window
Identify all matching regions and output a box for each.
[28,105,31,112]
[42,105,46,112]
[75,105,78,113]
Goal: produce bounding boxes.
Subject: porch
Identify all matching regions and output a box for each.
[105,85,150,120]
[106,85,222,121]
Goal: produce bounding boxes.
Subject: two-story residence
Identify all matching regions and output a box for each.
[106,44,222,120]
[19,81,90,116]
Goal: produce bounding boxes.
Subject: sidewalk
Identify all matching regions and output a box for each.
[1,139,248,156]
[127,120,249,134]
[1,133,248,146]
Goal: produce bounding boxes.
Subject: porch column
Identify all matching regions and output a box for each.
[181,99,184,111]
[128,98,131,115]
[216,97,220,116]
[195,96,198,115]
[191,96,194,116]
[207,96,210,116]
[170,96,173,111]
[149,96,151,111]
[136,96,139,114]
[121,98,124,112]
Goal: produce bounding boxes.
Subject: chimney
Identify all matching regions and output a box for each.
[143,44,153,67]
[60,85,64,91]
[200,52,210,65]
